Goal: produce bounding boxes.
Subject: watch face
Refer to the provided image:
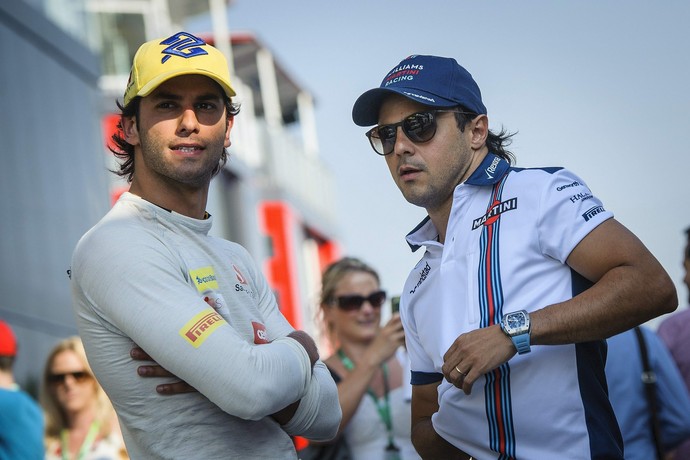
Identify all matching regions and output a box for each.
[504,311,529,335]
[507,313,525,329]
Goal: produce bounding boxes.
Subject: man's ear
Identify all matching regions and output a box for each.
[470,114,489,150]
[122,116,140,146]
[224,115,234,148]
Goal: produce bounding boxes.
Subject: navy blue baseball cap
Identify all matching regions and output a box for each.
[352,54,487,127]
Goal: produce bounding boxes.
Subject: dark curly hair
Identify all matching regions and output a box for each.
[108,93,241,183]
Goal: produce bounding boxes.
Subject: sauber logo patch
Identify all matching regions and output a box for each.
[252,321,269,344]
[190,266,219,293]
[472,198,518,230]
[180,310,227,348]
[233,265,248,285]
[233,264,256,297]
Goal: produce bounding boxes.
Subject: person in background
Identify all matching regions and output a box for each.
[70,31,339,459]
[605,326,690,459]
[0,319,44,459]
[313,257,420,460]
[658,226,690,459]
[40,336,128,460]
[351,54,677,459]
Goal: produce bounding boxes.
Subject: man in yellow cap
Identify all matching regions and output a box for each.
[70,32,340,459]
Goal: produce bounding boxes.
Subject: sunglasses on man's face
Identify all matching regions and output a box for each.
[47,371,91,386]
[333,290,387,311]
[365,110,473,156]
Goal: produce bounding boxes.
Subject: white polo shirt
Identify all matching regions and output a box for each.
[400,154,623,459]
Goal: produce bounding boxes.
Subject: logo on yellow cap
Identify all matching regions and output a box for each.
[159,32,209,64]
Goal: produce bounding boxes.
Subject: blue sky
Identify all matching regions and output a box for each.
[190,1,690,322]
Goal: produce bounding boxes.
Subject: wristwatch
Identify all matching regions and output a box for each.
[500,310,531,354]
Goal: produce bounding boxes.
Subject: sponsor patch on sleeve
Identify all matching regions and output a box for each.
[180,309,227,348]
[582,205,605,222]
[252,321,269,344]
[189,266,219,293]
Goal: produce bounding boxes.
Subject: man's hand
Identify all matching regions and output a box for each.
[270,401,300,425]
[441,325,515,395]
[130,346,197,395]
[287,330,319,369]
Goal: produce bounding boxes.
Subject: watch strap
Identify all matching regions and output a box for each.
[511,332,531,354]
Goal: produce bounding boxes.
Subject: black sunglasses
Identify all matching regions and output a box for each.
[47,371,92,385]
[333,290,387,311]
[365,110,473,156]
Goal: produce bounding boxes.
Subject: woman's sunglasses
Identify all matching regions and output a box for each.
[47,371,92,385]
[365,110,473,156]
[333,290,387,311]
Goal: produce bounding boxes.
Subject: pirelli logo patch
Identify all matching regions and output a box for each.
[180,309,227,348]
[190,266,219,293]
[582,205,605,222]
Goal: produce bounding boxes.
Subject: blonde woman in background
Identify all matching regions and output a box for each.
[316,257,420,460]
[40,336,127,460]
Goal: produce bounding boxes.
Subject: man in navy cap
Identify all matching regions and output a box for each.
[352,55,677,459]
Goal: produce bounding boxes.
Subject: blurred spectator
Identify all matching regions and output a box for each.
[0,319,44,459]
[606,326,690,459]
[304,257,420,460]
[40,336,128,459]
[658,226,690,458]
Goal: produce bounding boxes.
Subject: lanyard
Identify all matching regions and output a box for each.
[337,349,400,454]
[60,420,100,460]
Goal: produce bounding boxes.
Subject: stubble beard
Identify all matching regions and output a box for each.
[139,134,224,189]
[396,170,455,214]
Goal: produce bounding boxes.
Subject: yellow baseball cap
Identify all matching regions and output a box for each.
[123,31,236,106]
